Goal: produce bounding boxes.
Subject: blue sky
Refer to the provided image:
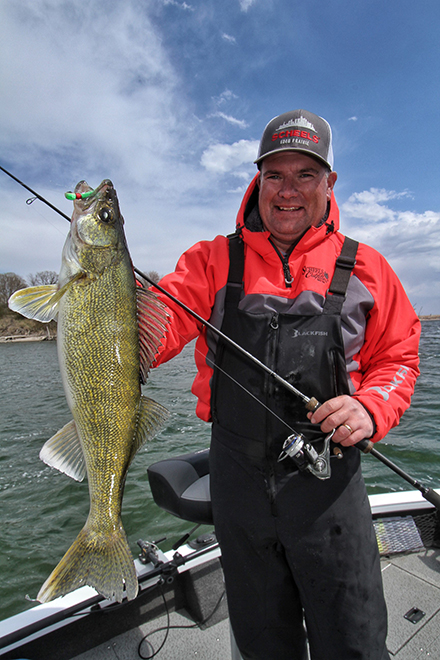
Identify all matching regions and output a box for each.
[1,0,439,313]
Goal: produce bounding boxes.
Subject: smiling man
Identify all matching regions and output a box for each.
[154,109,421,659]
[258,152,337,251]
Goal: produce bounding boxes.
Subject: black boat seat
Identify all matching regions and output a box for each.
[147,449,213,525]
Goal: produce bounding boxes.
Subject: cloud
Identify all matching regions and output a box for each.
[341,188,412,223]
[209,112,249,129]
[348,116,358,121]
[161,0,195,9]
[0,0,200,194]
[340,188,440,308]
[200,139,259,176]
[222,33,237,44]
[211,90,239,107]
[239,0,257,10]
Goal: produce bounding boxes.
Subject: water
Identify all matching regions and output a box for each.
[1,322,439,621]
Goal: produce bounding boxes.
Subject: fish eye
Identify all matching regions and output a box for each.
[99,207,112,223]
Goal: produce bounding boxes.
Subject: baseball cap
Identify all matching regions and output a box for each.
[254,109,334,171]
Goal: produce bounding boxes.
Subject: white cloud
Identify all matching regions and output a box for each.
[213,90,239,105]
[239,0,257,10]
[161,0,195,9]
[341,188,412,223]
[0,0,199,194]
[340,188,440,310]
[201,139,259,175]
[348,116,358,122]
[209,112,249,129]
[222,33,237,44]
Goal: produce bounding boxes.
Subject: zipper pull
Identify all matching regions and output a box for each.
[270,313,279,330]
[283,260,293,287]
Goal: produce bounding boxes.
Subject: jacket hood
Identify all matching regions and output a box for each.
[234,173,341,255]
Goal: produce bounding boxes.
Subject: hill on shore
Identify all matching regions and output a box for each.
[0,306,56,340]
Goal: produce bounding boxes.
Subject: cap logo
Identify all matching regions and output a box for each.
[275,116,316,133]
[271,115,321,145]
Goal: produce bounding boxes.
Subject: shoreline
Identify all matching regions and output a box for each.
[0,334,56,343]
[1,316,439,344]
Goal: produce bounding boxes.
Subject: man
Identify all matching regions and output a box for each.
[154,110,420,659]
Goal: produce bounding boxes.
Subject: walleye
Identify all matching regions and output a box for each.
[9,180,169,603]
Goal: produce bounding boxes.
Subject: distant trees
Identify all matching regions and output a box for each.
[137,270,161,287]
[28,270,58,286]
[0,273,27,305]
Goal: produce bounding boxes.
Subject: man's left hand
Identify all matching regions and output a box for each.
[307,395,374,447]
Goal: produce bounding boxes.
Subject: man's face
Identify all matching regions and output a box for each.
[258,152,337,252]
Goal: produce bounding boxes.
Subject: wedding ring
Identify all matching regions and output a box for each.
[342,423,353,434]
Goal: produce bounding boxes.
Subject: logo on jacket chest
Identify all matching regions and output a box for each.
[302,266,329,284]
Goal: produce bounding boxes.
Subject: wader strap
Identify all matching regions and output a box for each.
[322,236,358,315]
[225,231,245,307]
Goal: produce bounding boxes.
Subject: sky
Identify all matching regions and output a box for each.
[1,0,440,314]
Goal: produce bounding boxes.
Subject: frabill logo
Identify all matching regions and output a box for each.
[302,266,329,284]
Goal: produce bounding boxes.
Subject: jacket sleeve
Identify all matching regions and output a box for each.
[349,245,421,442]
[152,235,229,366]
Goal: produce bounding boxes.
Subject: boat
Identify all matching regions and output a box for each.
[0,447,439,660]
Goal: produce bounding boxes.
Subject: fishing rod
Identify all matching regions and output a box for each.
[3,165,440,509]
[135,267,440,509]
[0,165,71,223]
[355,440,440,509]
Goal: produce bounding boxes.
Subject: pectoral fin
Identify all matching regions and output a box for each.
[8,274,84,323]
[8,285,61,322]
[40,420,86,482]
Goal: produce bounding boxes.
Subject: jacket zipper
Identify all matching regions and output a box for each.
[270,239,293,288]
[282,257,293,288]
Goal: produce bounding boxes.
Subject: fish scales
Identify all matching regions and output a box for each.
[8,180,169,603]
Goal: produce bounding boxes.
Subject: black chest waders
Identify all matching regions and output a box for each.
[209,234,390,660]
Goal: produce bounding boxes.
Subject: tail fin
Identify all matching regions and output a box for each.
[37,519,138,603]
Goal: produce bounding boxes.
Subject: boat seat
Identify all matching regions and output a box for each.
[147,449,212,525]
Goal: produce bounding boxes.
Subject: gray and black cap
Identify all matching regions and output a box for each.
[255,109,334,171]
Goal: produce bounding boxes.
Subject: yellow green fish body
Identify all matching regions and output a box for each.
[9,180,168,602]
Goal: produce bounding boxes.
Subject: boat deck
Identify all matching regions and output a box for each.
[1,492,439,660]
[72,610,234,660]
[381,549,440,659]
[70,549,440,660]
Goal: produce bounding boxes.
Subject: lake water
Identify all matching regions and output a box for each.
[1,321,440,621]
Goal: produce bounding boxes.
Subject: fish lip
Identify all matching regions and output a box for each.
[74,180,116,210]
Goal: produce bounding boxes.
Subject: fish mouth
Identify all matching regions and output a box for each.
[74,180,115,206]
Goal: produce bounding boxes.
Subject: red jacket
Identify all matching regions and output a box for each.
[154,175,420,443]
